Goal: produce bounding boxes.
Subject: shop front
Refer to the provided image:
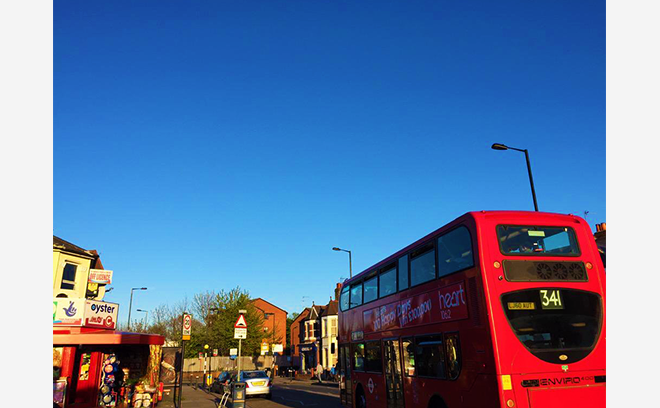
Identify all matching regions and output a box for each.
[54,327,165,408]
[53,298,164,407]
[298,343,317,373]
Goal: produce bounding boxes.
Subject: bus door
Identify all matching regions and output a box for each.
[340,344,353,407]
[383,339,404,408]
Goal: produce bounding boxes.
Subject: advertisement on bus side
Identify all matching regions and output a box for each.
[362,282,468,333]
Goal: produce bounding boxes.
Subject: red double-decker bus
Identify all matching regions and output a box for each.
[338,211,605,408]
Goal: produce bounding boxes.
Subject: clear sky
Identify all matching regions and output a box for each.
[54,0,605,323]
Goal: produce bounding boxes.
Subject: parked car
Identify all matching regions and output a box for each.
[210,371,233,394]
[240,370,272,399]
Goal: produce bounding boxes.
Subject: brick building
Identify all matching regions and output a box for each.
[251,298,287,354]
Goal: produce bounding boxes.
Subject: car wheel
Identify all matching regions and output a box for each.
[266,394,272,400]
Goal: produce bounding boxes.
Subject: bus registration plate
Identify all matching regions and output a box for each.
[508,302,536,310]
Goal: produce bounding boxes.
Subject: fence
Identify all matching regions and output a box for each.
[184,355,274,373]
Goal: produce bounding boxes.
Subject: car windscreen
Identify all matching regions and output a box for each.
[497,225,580,256]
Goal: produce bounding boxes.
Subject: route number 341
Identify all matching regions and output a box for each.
[539,289,563,309]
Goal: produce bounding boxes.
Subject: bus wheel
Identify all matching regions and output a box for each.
[355,387,367,408]
[428,395,448,408]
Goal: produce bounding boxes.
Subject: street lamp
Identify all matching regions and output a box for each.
[491,143,539,211]
[332,247,352,278]
[127,287,147,331]
[136,309,149,328]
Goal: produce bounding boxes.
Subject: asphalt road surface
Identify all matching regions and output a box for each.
[251,381,341,408]
[160,379,341,408]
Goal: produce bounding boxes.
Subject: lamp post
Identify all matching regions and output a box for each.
[136,309,149,328]
[491,143,539,212]
[127,287,147,331]
[332,247,352,278]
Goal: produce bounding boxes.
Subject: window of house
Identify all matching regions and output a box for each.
[61,263,77,290]
[437,227,474,277]
[410,245,436,287]
[379,266,396,298]
[350,283,363,308]
[365,341,383,373]
[398,255,409,291]
[363,275,378,303]
[402,338,415,376]
[415,335,447,379]
[330,319,338,337]
[353,343,365,371]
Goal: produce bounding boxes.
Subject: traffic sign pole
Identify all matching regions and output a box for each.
[238,338,242,380]
[178,313,192,408]
[236,310,247,380]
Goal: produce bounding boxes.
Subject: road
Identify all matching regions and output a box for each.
[159,378,341,408]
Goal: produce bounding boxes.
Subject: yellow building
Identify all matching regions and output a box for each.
[53,236,109,300]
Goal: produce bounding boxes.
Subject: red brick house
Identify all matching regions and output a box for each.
[251,298,287,354]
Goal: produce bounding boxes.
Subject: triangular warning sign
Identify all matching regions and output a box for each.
[234,314,247,328]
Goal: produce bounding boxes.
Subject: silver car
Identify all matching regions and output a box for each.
[240,370,272,399]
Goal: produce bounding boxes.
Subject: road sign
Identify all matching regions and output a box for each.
[213,349,218,357]
[230,348,238,356]
[234,314,247,328]
[234,327,247,339]
[182,313,192,340]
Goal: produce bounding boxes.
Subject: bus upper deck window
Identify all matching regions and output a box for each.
[340,286,350,311]
[350,283,363,308]
[497,225,580,257]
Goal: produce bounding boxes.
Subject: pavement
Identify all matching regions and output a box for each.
[157,377,340,408]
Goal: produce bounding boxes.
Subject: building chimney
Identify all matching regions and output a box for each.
[335,282,342,301]
[596,223,606,232]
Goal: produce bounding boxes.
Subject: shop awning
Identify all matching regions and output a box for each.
[53,327,164,346]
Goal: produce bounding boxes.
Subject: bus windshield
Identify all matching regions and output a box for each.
[501,288,602,364]
[497,225,580,256]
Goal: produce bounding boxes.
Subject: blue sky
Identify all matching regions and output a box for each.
[54,0,605,323]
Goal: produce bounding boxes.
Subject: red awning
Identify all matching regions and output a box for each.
[53,327,164,346]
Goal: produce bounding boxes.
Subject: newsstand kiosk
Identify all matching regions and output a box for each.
[53,298,165,408]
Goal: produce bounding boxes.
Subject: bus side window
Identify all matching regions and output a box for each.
[365,341,383,373]
[444,333,461,380]
[402,338,415,376]
[415,334,446,379]
[410,244,436,287]
[398,255,409,291]
[353,343,365,372]
[437,226,474,278]
[350,283,363,308]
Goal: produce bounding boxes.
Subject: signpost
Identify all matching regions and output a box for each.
[178,313,192,408]
[235,310,248,379]
[182,314,192,341]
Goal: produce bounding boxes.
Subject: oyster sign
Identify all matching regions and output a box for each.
[84,300,119,329]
